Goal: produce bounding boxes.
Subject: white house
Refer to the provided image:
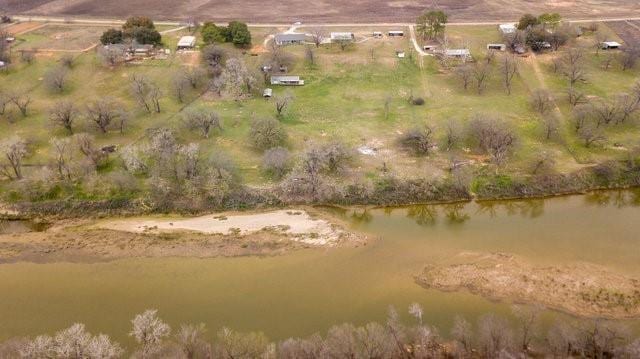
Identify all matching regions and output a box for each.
[499,24,517,35]
[177,36,196,50]
[271,75,304,86]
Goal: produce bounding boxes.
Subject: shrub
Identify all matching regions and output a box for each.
[398,126,435,156]
[262,147,291,178]
[249,118,287,150]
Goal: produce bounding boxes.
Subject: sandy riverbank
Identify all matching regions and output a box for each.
[0,209,367,263]
[416,252,640,319]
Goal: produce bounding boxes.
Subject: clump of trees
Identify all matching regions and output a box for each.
[100,16,162,46]
[201,21,252,47]
[416,10,448,40]
[4,305,640,358]
[249,118,287,150]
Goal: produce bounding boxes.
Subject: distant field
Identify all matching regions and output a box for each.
[3,0,640,23]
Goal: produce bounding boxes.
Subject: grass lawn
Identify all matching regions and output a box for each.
[1,22,639,200]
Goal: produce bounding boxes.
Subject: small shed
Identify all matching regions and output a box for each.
[423,45,437,51]
[601,41,621,50]
[0,61,6,69]
[373,31,383,38]
[275,33,306,46]
[499,24,517,35]
[388,30,404,37]
[487,43,506,51]
[396,50,406,58]
[271,75,304,86]
[177,36,196,50]
[330,32,355,42]
[263,88,273,98]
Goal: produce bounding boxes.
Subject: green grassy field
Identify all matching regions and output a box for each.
[1,22,639,204]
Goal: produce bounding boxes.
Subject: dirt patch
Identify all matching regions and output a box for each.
[416,252,640,319]
[3,21,45,35]
[6,0,640,23]
[0,209,366,263]
[98,209,357,246]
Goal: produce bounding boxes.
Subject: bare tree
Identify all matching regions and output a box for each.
[183,67,207,89]
[567,86,586,107]
[304,46,316,66]
[620,46,640,71]
[531,88,555,115]
[470,115,517,165]
[0,136,27,180]
[444,119,463,151]
[86,97,128,133]
[455,64,474,91]
[478,314,514,357]
[130,74,162,113]
[592,99,621,127]
[215,328,271,359]
[541,115,560,140]
[98,45,125,67]
[60,54,75,68]
[562,48,586,86]
[602,51,615,71]
[500,54,518,95]
[44,66,69,93]
[49,101,78,134]
[451,316,473,356]
[182,108,223,138]
[572,103,594,132]
[473,62,492,94]
[171,71,190,103]
[512,305,542,353]
[408,303,424,325]
[262,147,291,178]
[274,91,294,118]
[615,93,638,124]
[73,133,106,168]
[49,137,75,181]
[130,309,171,359]
[578,124,606,147]
[310,28,326,47]
[175,323,209,359]
[10,92,32,117]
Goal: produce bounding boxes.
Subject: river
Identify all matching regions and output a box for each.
[1,190,640,346]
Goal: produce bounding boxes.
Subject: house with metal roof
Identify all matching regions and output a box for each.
[177,36,196,50]
[275,33,306,46]
[270,75,304,85]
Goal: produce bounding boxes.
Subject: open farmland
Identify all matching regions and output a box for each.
[606,20,640,47]
[3,0,640,23]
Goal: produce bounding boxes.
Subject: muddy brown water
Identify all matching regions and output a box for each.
[1,190,640,346]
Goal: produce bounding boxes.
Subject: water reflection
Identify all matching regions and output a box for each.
[476,199,545,219]
[584,190,640,208]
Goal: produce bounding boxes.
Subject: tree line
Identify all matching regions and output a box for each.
[3,304,640,358]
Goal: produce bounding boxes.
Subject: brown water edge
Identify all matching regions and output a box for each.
[1,189,640,347]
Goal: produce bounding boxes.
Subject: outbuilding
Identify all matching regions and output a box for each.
[499,24,517,35]
[388,30,404,37]
[177,36,196,50]
[263,88,273,98]
[0,61,6,70]
[330,32,355,42]
[373,31,383,38]
[601,41,621,50]
[271,75,304,86]
[487,43,506,51]
[275,33,306,46]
